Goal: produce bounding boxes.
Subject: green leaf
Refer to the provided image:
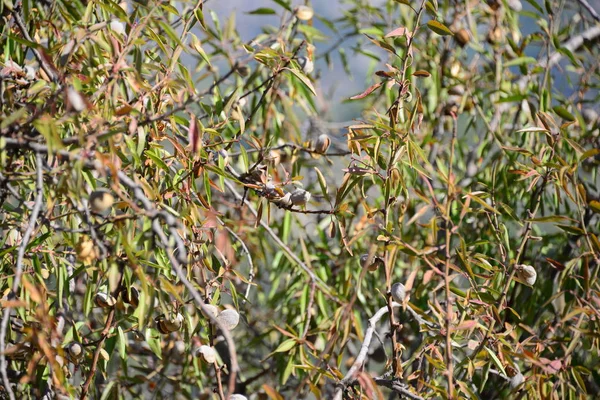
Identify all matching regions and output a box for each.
[274,338,297,353]
[285,67,317,96]
[505,56,537,67]
[117,327,126,360]
[484,346,506,376]
[426,20,453,36]
[270,0,292,11]
[552,105,575,121]
[247,7,276,15]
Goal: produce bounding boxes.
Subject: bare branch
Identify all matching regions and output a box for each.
[374,377,425,400]
[576,0,600,22]
[332,303,400,400]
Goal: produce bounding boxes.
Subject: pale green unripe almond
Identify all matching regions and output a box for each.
[229,395,248,400]
[196,345,217,363]
[516,264,537,286]
[295,5,314,20]
[290,189,311,206]
[510,372,524,389]
[216,309,240,331]
[201,304,220,319]
[94,292,117,308]
[89,189,114,213]
[391,282,406,302]
[313,134,331,154]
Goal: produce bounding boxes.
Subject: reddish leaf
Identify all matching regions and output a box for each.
[385,26,407,38]
[349,82,383,100]
[189,114,200,154]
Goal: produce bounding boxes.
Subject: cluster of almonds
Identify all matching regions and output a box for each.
[94,287,139,309]
[515,264,537,286]
[242,165,313,209]
[75,237,99,264]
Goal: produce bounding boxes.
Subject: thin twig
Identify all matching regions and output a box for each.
[80,309,115,399]
[443,113,458,398]
[374,377,425,400]
[11,9,60,82]
[301,281,316,339]
[575,0,600,22]
[221,222,255,304]
[0,152,44,400]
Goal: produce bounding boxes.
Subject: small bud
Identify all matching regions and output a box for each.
[391,282,406,302]
[297,56,314,74]
[295,5,314,21]
[94,292,117,308]
[454,29,470,47]
[313,134,331,154]
[89,189,114,213]
[201,304,220,319]
[196,345,217,363]
[516,264,537,286]
[216,309,240,331]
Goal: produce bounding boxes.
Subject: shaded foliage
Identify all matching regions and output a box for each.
[0,0,599,399]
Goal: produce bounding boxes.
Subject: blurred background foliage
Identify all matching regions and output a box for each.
[0,0,599,399]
